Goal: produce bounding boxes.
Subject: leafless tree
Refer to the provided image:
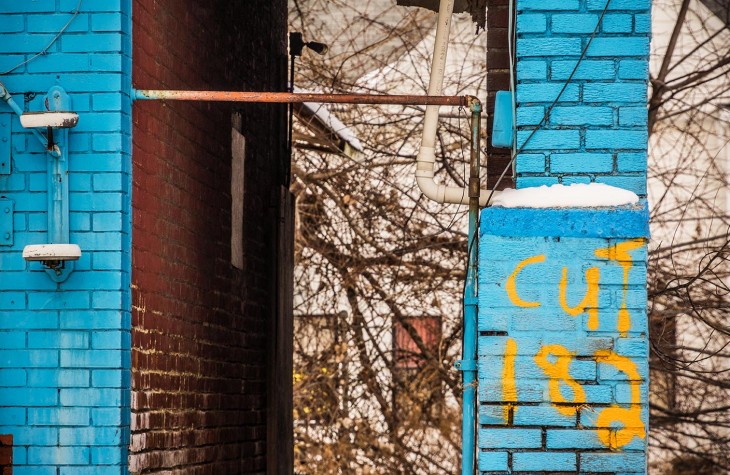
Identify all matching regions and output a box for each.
[289,2,482,473]
[288,0,730,473]
[647,1,730,472]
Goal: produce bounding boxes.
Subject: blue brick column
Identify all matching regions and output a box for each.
[476,1,652,472]
[0,1,132,474]
[515,0,651,195]
[477,206,650,474]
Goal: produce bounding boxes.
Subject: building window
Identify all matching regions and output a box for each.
[231,113,245,269]
[393,315,441,369]
[392,316,443,424]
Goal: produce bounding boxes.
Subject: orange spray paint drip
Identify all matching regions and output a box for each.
[502,338,518,422]
[595,239,645,336]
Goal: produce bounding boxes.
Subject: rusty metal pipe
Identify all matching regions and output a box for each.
[132,89,470,107]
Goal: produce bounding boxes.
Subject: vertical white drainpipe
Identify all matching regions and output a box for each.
[415,0,491,206]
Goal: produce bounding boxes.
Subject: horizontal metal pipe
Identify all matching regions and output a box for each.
[133,89,472,107]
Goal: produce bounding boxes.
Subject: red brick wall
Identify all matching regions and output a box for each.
[486,0,514,189]
[0,435,11,475]
[131,1,288,473]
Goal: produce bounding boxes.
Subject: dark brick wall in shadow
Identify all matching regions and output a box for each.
[130,1,288,473]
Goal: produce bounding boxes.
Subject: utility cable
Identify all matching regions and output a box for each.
[0,0,84,76]
[485,0,613,207]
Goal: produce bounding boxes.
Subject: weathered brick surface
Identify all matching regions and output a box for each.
[0,1,132,473]
[514,0,651,195]
[486,0,515,189]
[0,435,11,475]
[478,207,650,474]
[130,0,288,473]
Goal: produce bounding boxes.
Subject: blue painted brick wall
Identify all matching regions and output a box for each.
[515,0,650,195]
[0,1,131,473]
[477,206,649,474]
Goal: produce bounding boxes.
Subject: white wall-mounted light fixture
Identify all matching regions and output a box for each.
[20,111,78,155]
[19,111,79,129]
[19,86,80,282]
[23,243,81,276]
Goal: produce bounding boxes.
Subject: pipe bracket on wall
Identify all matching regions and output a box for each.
[45,86,73,282]
[454,359,477,371]
[0,199,13,246]
[0,114,10,175]
[18,86,79,283]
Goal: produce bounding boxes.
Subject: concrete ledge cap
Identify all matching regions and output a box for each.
[480,200,649,238]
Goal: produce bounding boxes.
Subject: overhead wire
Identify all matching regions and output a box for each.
[458,3,615,469]
[485,0,614,207]
[0,0,84,76]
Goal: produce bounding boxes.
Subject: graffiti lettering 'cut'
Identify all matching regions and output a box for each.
[559,266,600,330]
[506,239,645,333]
[506,254,545,308]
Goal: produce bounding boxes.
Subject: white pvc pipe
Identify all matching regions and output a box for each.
[415,0,492,206]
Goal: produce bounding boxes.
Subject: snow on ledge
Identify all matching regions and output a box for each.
[491,183,640,208]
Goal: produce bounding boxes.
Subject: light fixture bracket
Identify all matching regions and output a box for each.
[24,86,79,283]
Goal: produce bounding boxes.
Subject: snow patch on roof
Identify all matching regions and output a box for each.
[295,87,363,152]
[491,183,640,208]
[302,102,364,152]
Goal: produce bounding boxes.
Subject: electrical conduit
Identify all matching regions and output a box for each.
[460,104,480,475]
